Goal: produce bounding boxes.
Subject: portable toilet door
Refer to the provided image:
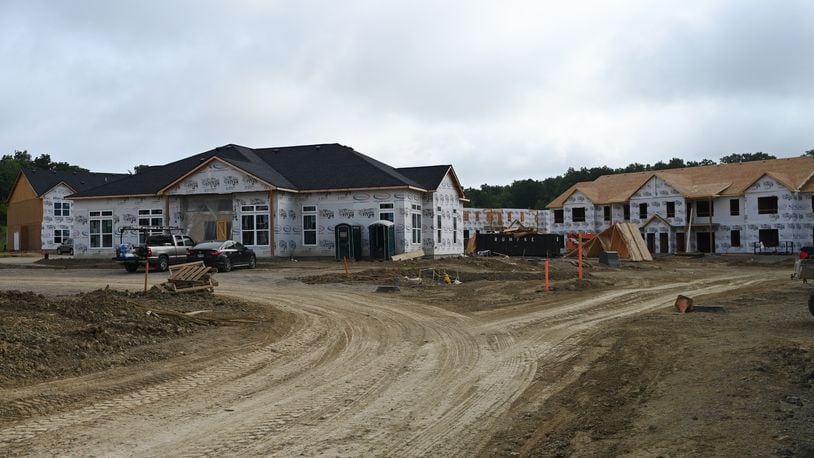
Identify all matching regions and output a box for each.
[368,220,396,260]
[351,225,363,261]
[335,223,354,261]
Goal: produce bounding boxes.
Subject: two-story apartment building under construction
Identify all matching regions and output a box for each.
[545,156,814,254]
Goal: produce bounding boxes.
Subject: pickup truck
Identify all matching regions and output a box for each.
[114,233,196,273]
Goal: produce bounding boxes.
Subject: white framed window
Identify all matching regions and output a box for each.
[411,204,422,244]
[303,205,317,246]
[138,209,164,243]
[54,229,70,244]
[54,202,70,217]
[380,203,394,222]
[453,209,458,243]
[241,205,270,246]
[437,206,442,243]
[89,210,113,248]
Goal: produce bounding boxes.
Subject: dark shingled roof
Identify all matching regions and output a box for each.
[397,165,453,191]
[70,143,457,198]
[22,169,128,197]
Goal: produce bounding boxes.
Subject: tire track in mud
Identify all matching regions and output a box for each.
[0,293,325,451]
[0,269,783,456]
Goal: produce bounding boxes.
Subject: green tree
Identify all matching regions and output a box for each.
[719,152,776,164]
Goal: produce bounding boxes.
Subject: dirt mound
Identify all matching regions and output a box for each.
[0,288,272,387]
[298,257,585,285]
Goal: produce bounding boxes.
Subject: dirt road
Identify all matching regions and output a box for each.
[0,261,799,455]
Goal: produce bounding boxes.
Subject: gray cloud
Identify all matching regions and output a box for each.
[1,1,812,188]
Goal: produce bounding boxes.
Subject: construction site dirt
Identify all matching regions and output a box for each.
[1,255,812,456]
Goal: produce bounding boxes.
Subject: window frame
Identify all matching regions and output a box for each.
[757,196,778,215]
[379,202,395,222]
[241,205,270,247]
[554,209,564,224]
[603,206,611,222]
[138,208,165,243]
[53,202,71,217]
[453,209,458,244]
[730,229,741,247]
[53,229,70,244]
[302,205,317,246]
[695,200,713,217]
[411,204,422,244]
[639,203,648,219]
[729,199,740,216]
[666,201,675,218]
[89,210,113,248]
[571,207,586,223]
[437,206,442,243]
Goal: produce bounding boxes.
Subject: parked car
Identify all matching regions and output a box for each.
[56,238,74,255]
[187,240,257,272]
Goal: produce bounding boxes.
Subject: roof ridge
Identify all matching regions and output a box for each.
[343,146,424,188]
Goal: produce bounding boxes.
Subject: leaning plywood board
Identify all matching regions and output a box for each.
[618,223,652,261]
[392,249,425,261]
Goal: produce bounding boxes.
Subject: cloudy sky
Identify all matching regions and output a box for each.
[1,1,812,187]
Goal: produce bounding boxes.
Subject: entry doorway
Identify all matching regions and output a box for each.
[646,233,656,254]
[676,232,686,253]
[696,231,716,253]
[659,233,669,254]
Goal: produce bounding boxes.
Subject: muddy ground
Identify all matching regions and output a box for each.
[0,254,812,455]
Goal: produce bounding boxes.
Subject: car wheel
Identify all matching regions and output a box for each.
[249,255,257,269]
[221,257,232,273]
[809,290,814,317]
[69,248,74,256]
[125,263,139,273]
[157,255,169,272]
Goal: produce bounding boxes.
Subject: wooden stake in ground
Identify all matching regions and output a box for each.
[343,256,350,276]
[143,260,149,292]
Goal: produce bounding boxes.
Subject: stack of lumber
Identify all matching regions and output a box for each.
[157,261,218,293]
[568,223,652,261]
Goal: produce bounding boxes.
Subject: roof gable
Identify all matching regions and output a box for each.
[22,169,127,197]
[162,157,275,195]
[397,165,466,199]
[547,156,814,207]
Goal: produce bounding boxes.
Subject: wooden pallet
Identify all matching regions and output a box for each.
[159,261,218,293]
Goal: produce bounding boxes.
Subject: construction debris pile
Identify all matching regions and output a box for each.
[155,261,219,293]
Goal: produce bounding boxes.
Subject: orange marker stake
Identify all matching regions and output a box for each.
[578,234,583,281]
[544,259,550,292]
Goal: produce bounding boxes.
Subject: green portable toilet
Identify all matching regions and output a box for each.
[335,223,356,261]
[335,223,363,261]
[351,225,362,260]
[368,220,396,260]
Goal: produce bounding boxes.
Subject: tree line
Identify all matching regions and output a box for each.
[1,148,812,224]
[464,151,814,209]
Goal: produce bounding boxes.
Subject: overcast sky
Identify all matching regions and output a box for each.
[1,1,812,187]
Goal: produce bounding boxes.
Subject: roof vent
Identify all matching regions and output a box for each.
[315,145,321,149]
[200,158,205,161]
